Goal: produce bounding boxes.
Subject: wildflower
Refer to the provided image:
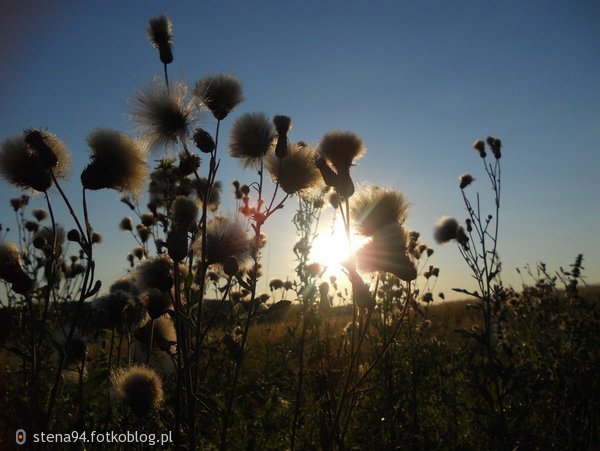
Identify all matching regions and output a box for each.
[110,277,139,295]
[25,221,39,233]
[223,256,240,277]
[10,196,26,211]
[178,151,200,176]
[0,242,33,295]
[131,247,145,260]
[192,128,216,153]
[112,365,164,418]
[457,226,469,248]
[472,139,486,158]
[319,131,366,171]
[264,143,322,195]
[194,73,244,120]
[130,79,194,151]
[273,115,292,158]
[196,216,250,266]
[147,15,174,64]
[421,292,433,303]
[192,178,222,212]
[270,278,284,290]
[318,131,366,198]
[32,209,48,222]
[142,288,172,319]
[172,196,199,229]
[328,190,339,209]
[140,213,156,227]
[306,262,322,278]
[136,256,174,292]
[355,224,417,282]
[166,226,188,262]
[434,216,459,244]
[459,174,475,189]
[0,130,70,192]
[66,229,80,244]
[91,232,102,244]
[64,334,88,366]
[33,225,65,251]
[136,315,176,353]
[487,136,502,159]
[228,112,275,167]
[137,226,152,243]
[81,129,147,196]
[354,278,375,309]
[350,186,410,237]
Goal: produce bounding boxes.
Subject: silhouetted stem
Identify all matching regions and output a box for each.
[45,189,95,429]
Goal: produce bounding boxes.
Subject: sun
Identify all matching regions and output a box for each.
[309,216,367,277]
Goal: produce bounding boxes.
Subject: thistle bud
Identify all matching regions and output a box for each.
[192,128,216,154]
[67,229,81,243]
[335,166,355,198]
[273,115,292,158]
[167,227,188,262]
[315,157,338,188]
[223,256,239,277]
[178,152,201,176]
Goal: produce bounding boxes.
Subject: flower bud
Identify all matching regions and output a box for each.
[192,128,216,153]
[223,256,240,277]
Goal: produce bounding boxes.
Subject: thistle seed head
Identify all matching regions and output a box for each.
[194,73,244,120]
[112,365,164,418]
[81,129,147,196]
[228,112,275,167]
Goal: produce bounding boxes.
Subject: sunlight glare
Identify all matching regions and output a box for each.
[310,216,367,277]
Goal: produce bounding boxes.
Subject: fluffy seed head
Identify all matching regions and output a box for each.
[265,143,322,195]
[472,139,486,158]
[196,217,250,266]
[351,186,410,237]
[0,130,70,192]
[459,174,475,189]
[142,288,173,319]
[32,209,48,221]
[434,216,459,244]
[0,242,27,281]
[136,315,176,353]
[131,79,194,152]
[355,224,417,281]
[147,15,173,64]
[194,73,244,120]
[112,365,164,418]
[81,129,147,196]
[23,129,70,175]
[228,112,275,167]
[136,256,174,292]
[319,131,366,171]
[172,196,199,229]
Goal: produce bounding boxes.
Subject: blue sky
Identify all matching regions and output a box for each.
[1,0,599,300]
